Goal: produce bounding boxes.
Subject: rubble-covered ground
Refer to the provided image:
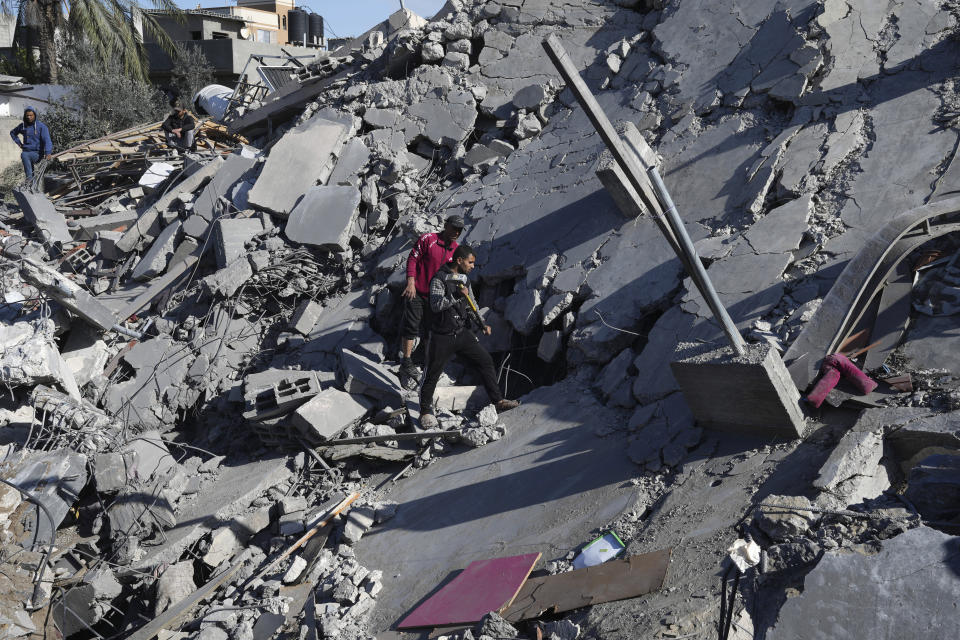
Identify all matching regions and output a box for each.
[3,0,960,638]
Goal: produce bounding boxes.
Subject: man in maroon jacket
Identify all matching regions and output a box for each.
[399,214,464,388]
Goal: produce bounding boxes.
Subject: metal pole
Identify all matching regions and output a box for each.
[648,167,746,355]
[542,34,746,355]
[541,34,684,261]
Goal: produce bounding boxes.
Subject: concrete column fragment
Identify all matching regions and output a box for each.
[13,189,72,244]
[670,342,805,439]
[16,257,117,330]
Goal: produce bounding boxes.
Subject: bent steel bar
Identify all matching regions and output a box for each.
[784,196,960,389]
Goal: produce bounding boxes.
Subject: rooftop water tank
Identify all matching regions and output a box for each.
[308,13,324,46]
[287,9,307,45]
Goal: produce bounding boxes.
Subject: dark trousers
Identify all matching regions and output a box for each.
[420,330,503,412]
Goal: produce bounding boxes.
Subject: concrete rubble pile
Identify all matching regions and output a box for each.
[3,0,960,638]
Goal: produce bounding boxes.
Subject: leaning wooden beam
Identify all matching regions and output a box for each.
[247,493,360,585]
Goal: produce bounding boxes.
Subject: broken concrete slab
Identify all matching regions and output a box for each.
[132,220,181,280]
[328,138,371,186]
[135,455,293,570]
[118,156,224,253]
[73,210,140,241]
[285,185,361,252]
[13,189,71,244]
[814,427,889,509]
[192,154,257,225]
[292,388,373,444]
[247,112,356,217]
[8,448,88,548]
[355,379,639,631]
[769,526,960,640]
[339,349,404,404]
[213,218,263,269]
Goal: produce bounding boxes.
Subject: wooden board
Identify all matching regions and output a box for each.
[397,553,541,629]
[502,549,671,623]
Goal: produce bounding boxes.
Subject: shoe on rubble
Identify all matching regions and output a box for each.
[495,399,520,413]
[420,413,439,429]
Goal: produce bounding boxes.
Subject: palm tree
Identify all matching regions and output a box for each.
[4,0,181,83]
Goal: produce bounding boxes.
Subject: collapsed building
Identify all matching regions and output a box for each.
[3,0,960,638]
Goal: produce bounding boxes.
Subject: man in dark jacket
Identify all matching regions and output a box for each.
[9,106,52,181]
[419,244,519,428]
[399,214,463,389]
[162,100,196,152]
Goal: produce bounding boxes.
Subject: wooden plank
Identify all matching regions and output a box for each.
[502,549,671,623]
[247,493,359,585]
[864,261,914,370]
[398,553,541,629]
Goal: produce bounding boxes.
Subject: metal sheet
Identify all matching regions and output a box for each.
[502,549,671,623]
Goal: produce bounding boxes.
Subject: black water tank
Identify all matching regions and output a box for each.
[287,9,307,45]
[308,13,324,46]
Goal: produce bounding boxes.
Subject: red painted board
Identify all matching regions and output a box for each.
[397,552,541,629]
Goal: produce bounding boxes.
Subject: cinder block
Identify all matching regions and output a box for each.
[670,342,805,439]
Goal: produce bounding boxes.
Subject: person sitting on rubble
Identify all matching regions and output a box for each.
[162,100,197,153]
[9,106,53,184]
[419,244,519,429]
[399,214,464,389]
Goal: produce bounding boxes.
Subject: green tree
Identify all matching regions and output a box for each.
[43,43,167,149]
[3,0,181,83]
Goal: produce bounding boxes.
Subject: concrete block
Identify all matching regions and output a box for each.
[248,113,355,217]
[61,334,109,387]
[504,288,542,335]
[289,300,323,335]
[670,342,805,439]
[203,256,253,297]
[243,372,323,421]
[291,388,372,444]
[213,218,263,269]
[342,505,376,544]
[13,189,71,243]
[285,185,361,252]
[132,220,181,280]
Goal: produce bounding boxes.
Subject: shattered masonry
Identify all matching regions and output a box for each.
[2,0,960,639]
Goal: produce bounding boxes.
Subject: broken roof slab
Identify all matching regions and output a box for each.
[354,379,639,632]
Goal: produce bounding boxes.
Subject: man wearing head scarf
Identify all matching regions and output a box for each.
[9,106,53,182]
